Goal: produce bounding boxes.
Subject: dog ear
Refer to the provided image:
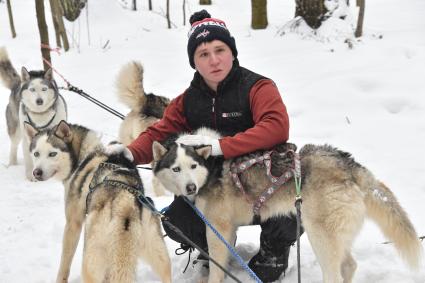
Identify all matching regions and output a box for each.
[23,122,39,141]
[44,68,53,81]
[152,141,167,161]
[55,120,73,142]
[21,67,30,82]
[195,146,211,159]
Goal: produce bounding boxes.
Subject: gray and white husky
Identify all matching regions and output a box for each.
[152,128,422,283]
[24,120,171,283]
[0,47,67,180]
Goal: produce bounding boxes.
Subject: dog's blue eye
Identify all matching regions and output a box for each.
[41,87,47,91]
[29,87,35,92]
[172,167,180,173]
[34,152,40,157]
[49,152,57,157]
[191,164,197,169]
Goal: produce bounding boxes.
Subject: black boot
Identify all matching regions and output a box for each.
[248,214,303,282]
[248,245,290,282]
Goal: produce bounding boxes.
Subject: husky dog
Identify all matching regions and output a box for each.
[152,128,422,283]
[115,61,170,196]
[24,121,171,283]
[0,47,67,180]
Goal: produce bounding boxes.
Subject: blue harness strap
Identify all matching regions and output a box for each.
[183,197,263,283]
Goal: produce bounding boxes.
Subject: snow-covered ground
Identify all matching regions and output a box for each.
[0,0,424,282]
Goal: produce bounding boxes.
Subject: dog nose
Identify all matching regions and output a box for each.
[36,98,43,105]
[186,183,197,195]
[33,168,43,179]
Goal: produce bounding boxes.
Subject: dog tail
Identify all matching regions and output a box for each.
[115,61,146,112]
[106,196,142,281]
[356,168,423,269]
[0,47,21,90]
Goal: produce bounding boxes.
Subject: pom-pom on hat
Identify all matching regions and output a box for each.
[187,10,238,69]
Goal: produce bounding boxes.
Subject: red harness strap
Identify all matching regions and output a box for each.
[230,149,300,219]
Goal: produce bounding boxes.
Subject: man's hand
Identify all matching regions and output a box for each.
[104,142,134,162]
[177,135,223,156]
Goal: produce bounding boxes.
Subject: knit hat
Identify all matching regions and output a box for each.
[187,10,238,69]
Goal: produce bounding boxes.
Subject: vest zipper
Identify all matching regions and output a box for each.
[212,97,217,129]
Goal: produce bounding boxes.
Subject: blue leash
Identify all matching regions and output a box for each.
[183,197,263,283]
[136,196,243,283]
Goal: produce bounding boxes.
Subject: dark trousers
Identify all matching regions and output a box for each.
[162,196,302,256]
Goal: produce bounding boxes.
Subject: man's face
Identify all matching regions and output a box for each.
[193,40,234,91]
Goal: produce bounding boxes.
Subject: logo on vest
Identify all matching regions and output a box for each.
[222,112,243,118]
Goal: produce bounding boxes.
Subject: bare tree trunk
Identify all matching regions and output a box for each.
[148,0,152,10]
[35,0,51,70]
[251,0,268,29]
[182,0,186,26]
[50,0,61,47]
[200,0,211,4]
[49,0,69,51]
[295,0,328,29]
[166,0,171,28]
[132,0,137,10]
[355,0,365,37]
[6,0,17,38]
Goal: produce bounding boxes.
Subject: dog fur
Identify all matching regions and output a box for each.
[24,121,171,283]
[0,47,67,180]
[153,128,422,283]
[115,61,170,196]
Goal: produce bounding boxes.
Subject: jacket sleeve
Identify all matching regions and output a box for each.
[127,93,191,164]
[219,79,289,159]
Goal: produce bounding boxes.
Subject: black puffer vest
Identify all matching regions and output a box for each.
[184,61,266,137]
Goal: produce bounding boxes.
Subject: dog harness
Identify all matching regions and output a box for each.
[85,162,157,215]
[26,111,57,130]
[230,143,301,223]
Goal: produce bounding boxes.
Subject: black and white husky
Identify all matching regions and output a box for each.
[0,47,67,180]
[152,128,422,283]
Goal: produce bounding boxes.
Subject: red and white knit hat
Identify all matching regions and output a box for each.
[187,10,238,69]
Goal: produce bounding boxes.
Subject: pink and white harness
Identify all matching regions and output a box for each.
[230,148,301,221]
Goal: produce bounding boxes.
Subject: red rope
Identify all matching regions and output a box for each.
[40,44,71,87]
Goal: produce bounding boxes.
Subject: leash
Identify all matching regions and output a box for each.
[136,165,153,170]
[142,198,244,283]
[86,162,242,283]
[182,196,263,283]
[292,154,303,283]
[161,219,242,283]
[40,47,125,120]
[62,84,125,120]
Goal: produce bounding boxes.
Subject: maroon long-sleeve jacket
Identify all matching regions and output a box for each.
[127,76,289,165]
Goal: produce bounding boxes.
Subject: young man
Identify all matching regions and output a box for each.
[113,10,302,282]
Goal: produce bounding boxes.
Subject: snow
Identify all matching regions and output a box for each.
[0,0,424,282]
